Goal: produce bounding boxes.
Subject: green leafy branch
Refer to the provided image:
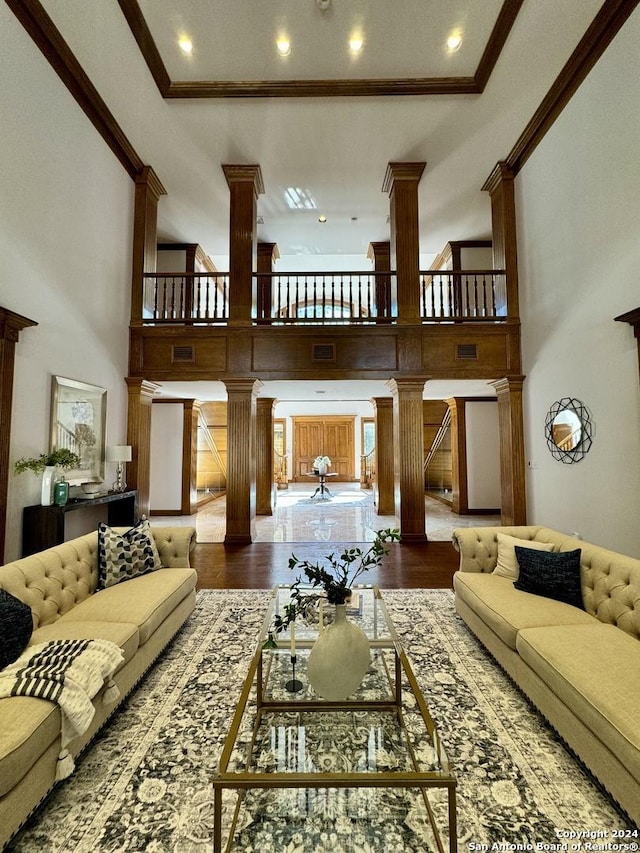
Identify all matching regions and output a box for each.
[263,527,400,648]
[14,448,82,475]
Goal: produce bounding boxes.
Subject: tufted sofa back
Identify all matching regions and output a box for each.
[0,533,98,628]
[0,525,196,630]
[453,526,640,639]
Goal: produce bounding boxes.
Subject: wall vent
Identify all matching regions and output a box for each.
[172,345,194,363]
[312,343,336,362]
[456,343,478,360]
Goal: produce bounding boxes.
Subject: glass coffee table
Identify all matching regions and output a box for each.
[213,585,457,852]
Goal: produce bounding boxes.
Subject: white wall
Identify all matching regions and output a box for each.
[1,5,134,560]
[150,404,184,511]
[516,8,640,554]
[465,402,501,510]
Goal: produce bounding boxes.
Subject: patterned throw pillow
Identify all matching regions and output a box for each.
[0,589,33,669]
[514,546,584,610]
[98,517,162,590]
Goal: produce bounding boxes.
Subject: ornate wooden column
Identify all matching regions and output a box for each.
[126,378,159,517]
[382,162,426,324]
[129,166,166,329]
[256,397,275,516]
[0,307,37,561]
[372,397,395,515]
[388,378,427,543]
[367,241,392,320]
[491,377,527,526]
[182,399,201,515]
[482,162,520,325]
[445,397,468,515]
[223,379,260,544]
[257,242,279,321]
[222,165,264,326]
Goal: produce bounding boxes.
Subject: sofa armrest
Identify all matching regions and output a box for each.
[452,526,544,573]
[150,527,197,567]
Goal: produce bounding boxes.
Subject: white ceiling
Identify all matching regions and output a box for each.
[29,1,607,402]
[40,0,604,260]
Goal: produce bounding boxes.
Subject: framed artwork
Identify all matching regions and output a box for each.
[50,376,107,483]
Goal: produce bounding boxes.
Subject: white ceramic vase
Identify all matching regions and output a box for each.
[307,603,370,700]
[317,462,327,475]
[41,466,56,506]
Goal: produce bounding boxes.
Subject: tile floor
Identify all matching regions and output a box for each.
[153,483,501,543]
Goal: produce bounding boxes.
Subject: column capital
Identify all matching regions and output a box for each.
[371,396,393,411]
[257,242,280,262]
[490,376,526,396]
[256,396,276,409]
[481,161,515,195]
[367,241,390,261]
[223,378,262,397]
[0,307,37,343]
[382,162,426,195]
[386,377,428,397]
[126,378,161,400]
[135,165,167,199]
[615,306,640,338]
[222,164,265,197]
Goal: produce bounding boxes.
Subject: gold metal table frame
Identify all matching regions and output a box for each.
[213,585,457,852]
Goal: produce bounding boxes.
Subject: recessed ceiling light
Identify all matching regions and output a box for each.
[349,34,364,53]
[276,38,291,57]
[318,215,327,223]
[178,36,193,56]
[446,33,462,52]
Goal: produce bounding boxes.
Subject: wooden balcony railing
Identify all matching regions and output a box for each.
[420,270,506,321]
[255,271,393,323]
[141,269,507,325]
[143,272,230,323]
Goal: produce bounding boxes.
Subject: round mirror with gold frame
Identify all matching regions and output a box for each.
[544,398,592,463]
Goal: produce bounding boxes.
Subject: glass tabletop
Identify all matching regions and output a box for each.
[213,585,457,853]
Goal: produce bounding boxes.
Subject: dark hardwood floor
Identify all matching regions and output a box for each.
[191,541,459,590]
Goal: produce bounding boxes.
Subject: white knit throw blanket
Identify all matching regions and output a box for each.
[0,638,124,780]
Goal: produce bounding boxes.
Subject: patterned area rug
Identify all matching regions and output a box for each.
[7,590,633,852]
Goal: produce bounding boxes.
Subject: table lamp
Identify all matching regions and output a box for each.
[106,445,132,492]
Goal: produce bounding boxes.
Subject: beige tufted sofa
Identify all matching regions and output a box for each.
[452,526,640,826]
[0,525,197,849]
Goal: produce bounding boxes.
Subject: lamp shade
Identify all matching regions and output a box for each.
[106,445,132,463]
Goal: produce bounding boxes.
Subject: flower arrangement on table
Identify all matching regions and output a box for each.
[263,527,400,648]
[312,455,331,473]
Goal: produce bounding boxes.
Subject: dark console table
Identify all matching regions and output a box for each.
[22,490,138,557]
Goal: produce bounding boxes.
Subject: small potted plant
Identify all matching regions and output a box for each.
[15,448,81,506]
[14,448,81,475]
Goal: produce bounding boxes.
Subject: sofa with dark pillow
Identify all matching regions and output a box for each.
[0,523,197,849]
[452,525,640,826]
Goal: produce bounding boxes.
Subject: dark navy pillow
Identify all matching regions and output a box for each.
[514,547,584,610]
[0,589,33,669]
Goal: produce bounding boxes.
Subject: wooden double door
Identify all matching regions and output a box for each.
[293,417,355,481]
